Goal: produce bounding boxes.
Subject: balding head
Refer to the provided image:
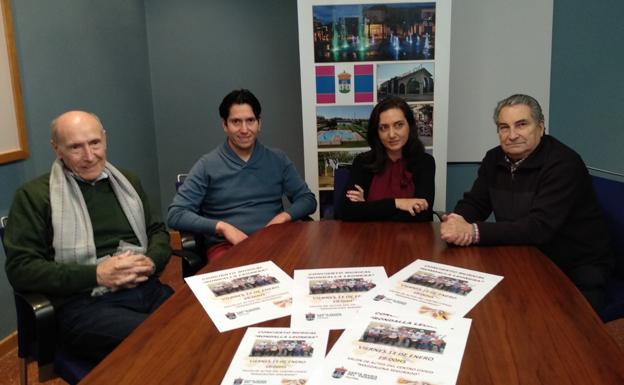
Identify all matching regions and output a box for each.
[51,111,104,143]
[50,111,107,181]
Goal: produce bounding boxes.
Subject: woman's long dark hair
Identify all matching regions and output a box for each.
[363,96,425,173]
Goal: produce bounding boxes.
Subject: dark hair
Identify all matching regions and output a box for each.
[493,94,544,129]
[364,96,425,173]
[218,89,262,120]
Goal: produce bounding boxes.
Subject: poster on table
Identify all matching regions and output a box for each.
[315,303,471,384]
[221,327,328,385]
[185,261,294,332]
[297,0,451,219]
[291,266,387,329]
[360,259,503,320]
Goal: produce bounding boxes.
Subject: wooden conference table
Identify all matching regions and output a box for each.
[81,221,624,385]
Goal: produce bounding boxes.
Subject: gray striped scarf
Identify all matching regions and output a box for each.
[50,159,148,294]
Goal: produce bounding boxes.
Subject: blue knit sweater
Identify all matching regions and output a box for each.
[167,141,316,246]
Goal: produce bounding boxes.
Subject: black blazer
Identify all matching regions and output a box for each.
[341,151,435,222]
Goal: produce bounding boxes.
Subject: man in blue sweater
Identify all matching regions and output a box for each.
[167,89,317,261]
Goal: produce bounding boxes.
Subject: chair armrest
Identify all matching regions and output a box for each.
[601,278,624,322]
[14,291,56,367]
[181,235,197,250]
[433,210,447,222]
[169,230,208,277]
[172,248,206,278]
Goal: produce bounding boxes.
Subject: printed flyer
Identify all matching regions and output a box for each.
[221,327,328,385]
[315,304,471,384]
[360,259,503,321]
[186,261,294,332]
[291,266,387,329]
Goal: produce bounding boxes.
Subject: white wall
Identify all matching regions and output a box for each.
[447,0,553,162]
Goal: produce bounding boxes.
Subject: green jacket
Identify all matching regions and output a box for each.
[4,169,170,301]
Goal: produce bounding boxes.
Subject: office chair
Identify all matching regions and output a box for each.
[591,176,624,322]
[171,174,208,276]
[1,216,94,385]
[332,165,351,219]
[2,202,202,385]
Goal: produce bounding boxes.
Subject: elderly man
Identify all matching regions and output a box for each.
[168,89,316,261]
[4,111,172,365]
[441,94,613,311]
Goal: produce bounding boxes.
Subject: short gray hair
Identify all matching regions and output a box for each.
[50,111,103,142]
[493,94,544,128]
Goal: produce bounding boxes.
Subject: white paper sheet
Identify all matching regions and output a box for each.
[186,261,294,332]
[360,259,503,321]
[221,327,329,385]
[291,266,388,330]
[315,303,472,385]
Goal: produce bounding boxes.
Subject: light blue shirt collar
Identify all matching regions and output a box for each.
[71,171,109,185]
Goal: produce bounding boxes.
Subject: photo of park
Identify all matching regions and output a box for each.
[411,103,433,147]
[317,105,371,148]
[313,3,436,62]
[318,150,365,188]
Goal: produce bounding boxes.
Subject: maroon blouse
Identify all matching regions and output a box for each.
[367,158,415,201]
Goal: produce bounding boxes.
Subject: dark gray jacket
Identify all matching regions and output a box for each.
[455,135,613,283]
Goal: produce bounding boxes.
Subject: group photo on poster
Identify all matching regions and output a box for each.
[185,261,294,332]
[291,267,388,329]
[360,259,503,321]
[316,304,471,384]
[221,328,328,385]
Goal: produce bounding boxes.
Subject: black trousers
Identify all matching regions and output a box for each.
[56,278,173,364]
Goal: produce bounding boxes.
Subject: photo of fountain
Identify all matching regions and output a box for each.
[313,3,436,63]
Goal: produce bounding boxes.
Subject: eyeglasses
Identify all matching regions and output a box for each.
[227,117,259,127]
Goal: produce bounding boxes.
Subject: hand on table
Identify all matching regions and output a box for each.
[440,213,474,246]
[395,198,429,216]
[216,221,248,245]
[265,212,292,227]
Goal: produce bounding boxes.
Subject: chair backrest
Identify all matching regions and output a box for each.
[592,175,624,321]
[332,165,351,219]
[0,216,7,251]
[172,173,207,275]
[175,173,188,191]
[592,176,624,274]
[2,214,92,382]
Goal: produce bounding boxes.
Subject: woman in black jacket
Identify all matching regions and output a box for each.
[341,96,435,222]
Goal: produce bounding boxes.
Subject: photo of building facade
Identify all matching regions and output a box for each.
[378,64,434,101]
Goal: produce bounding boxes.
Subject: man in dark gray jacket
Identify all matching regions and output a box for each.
[441,94,613,311]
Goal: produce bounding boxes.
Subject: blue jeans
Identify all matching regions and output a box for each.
[56,278,173,364]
